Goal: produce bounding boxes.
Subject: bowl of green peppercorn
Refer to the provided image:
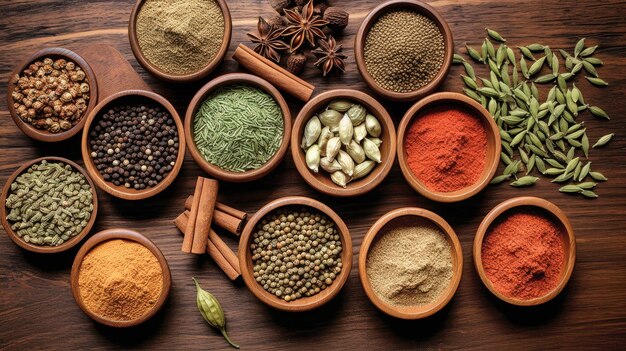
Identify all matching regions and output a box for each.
[238,196,353,312]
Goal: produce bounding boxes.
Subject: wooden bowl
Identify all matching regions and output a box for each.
[359,207,463,319]
[354,0,453,102]
[397,92,501,203]
[473,197,576,306]
[291,89,396,197]
[6,47,99,142]
[185,73,291,182]
[81,90,185,200]
[238,196,353,312]
[0,157,98,254]
[128,0,232,83]
[70,228,171,327]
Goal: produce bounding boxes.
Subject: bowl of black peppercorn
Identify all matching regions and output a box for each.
[81,90,185,200]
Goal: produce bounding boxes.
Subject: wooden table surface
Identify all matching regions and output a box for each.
[1,0,625,349]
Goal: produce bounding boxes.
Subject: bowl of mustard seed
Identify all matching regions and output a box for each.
[354,0,454,102]
[128,0,232,83]
[7,47,98,142]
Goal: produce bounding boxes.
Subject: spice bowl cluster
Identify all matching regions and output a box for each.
[3,0,607,346]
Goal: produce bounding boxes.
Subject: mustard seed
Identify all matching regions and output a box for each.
[364,9,445,93]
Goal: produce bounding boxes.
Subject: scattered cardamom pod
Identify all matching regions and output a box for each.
[192,278,239,349]
[592,133,614,148]
[490,174,511,184]
[510,176,538,187]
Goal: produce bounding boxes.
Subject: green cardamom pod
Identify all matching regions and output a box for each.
[574,38,585,58]
[486,28,506,42]
[453,53,466,64]
[510,176,538,187]
[328,99,353,113]
[589,106,610,120]
[490,174,511,185]
[363,138,382,163]
[580,190,598,198]
[338,115,353,145]
[353,123,367,143]
[527,43,545,51]
[528,56,546,76]
[577,181,597,189]
[320,157,342,173]
[589,171,607,181]
[365,114,381,138]
[325,137,341,161]
[585,76,608,86]
[330,171,349,188]
[592,133,614,148]
[303,116,321,149]
[318,110,342,131]
[520,46,536,61]
[306,145,321,173]
[559,185,582,193]
[353,161,376,180]
[193,278,239,349]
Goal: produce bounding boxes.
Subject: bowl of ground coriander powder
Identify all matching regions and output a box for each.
[354,0,453,101]
[129,0,232,83]
[359,207,463,319]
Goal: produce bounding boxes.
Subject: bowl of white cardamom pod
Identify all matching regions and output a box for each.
[1,157,98,254]
[291,89,396,197]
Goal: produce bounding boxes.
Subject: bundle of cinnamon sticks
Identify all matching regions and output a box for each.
[174,177,247,280]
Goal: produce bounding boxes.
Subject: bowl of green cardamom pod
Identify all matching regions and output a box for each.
[291,89,396,197]
[185,73,292,182]
[1,157,98,254]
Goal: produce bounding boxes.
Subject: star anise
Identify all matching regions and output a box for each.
[312,36,347,76]
[282,0,328,53]
[247,17,289,62]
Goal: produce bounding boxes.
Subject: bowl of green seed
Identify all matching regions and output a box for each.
[1,157,98,254]
[354,0,454,101]
[185,73,292,182]
[238,196,353,312]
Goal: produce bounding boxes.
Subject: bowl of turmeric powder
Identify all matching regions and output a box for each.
[70,228,171,327]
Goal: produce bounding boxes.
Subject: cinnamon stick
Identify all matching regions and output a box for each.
[191,178,219,254]
[182,178,203,253]
[185,195,247,235]
[175,212,240,280]
[233,44,315,102]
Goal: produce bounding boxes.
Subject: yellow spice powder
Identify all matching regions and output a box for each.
[78,239,163,321]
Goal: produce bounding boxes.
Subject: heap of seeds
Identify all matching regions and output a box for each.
[456,29,613,198]
[250,207,343,302]
[364,9,445,93]
[5,160,94,246]
[89,101,179,190]
[193,84,284,173]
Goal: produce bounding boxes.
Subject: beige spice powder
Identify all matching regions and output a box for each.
[136,0,225,75]
[366,220,453,307]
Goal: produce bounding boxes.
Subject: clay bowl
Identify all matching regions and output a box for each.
[0,157,98,254]
[354,0,453,102]
[359,207,463,319]
[128,0,232,83]
[473,197,576,306]
[291,89,396,197]
[81,90,185,200]
[238,196,353,312]
[397,92,501,203]
[6,47,99,142]
[185,73,291,182]
[70,228,171,327]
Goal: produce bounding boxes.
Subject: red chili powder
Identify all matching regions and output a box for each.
[481,210,565,300]
[404,106,487,192]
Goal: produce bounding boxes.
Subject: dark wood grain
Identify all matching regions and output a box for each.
[1,0,625,349]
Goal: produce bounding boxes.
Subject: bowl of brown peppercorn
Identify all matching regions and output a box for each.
[81,90,185,200]
[354,0,453,102]
[7,47,99,142]
[239,196,353,312]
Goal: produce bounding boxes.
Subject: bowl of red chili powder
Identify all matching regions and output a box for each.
[473,197,576,306]
[397,92,501,202]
